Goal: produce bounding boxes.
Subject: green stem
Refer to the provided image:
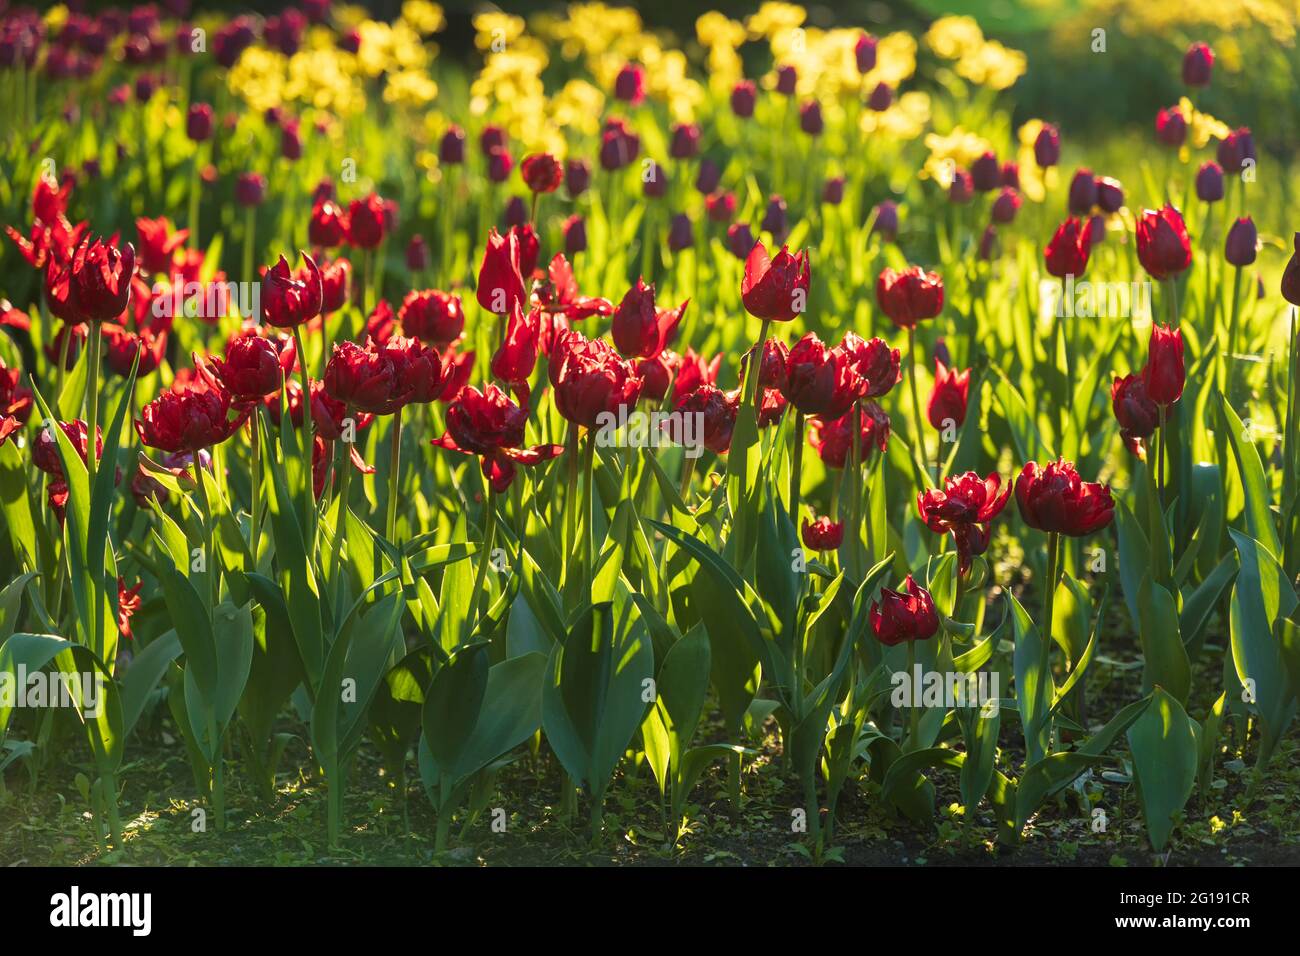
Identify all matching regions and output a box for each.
[788,409,805,526]
[331,405,354,624]
[291,325,315,520]
[1157,404,1167,507]
[906,639,920,749]
[1042,530,1060,665]
[468,485,498,638]
[1225,266,1244,398]
[241,206,255,286]
[249,414,261,564]
[583,434,597,586]
[385,407,402,542]
[85,324,101,490]
[907,326,925,482]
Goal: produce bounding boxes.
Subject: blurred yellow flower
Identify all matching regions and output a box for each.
[384,70,439,109]
[860,90,931,140]
[401,1,446,35]
[473,12,527,53]
[955,40,1027,90]
[746,2,806,40]
[548,80,606,138]
[925,16,984,60]
[923,127,994,183]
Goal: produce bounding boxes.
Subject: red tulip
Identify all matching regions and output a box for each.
[201,333,293,402]
[439,347,476,405]
[615,61,646,104]
[1282,233,1300,307]
[927,359,970,430]
[135,216,189,274]
[801,515,844,552]
[1182,42,1213,87]
[68,236,135,323]
[117,577,143,640]
[666,384,739,454]
[673,348,722,404]
[916,471,1010,574]
[1224,216,1258,267]
[136,384,248,453]
[314,256,351,314]
[1043,217,1091,279]
[33,419,101,477]
[1143,324,1185,406]
[611,278,686,359]
[33,176,72,224]
[533,254,614,321]
[636,350,679,404]
[323,339,398,414]
[436,382,562,491]
[870,575,939,646]
[1111,373,1159,455]
[549,330,642,428]
[1033,124,1060,167]
[385,335,446,406]
[741,241,810,322]
[783,333,856,419]
[490,302,541,386]
[741,338,791,393]
[103,323,167,377]
[399,289,464,347]
[261,252,323,328]
[1154,106,1187,148]
[875,265,943,328]
[1014,459,1115,536]
[476,227,527,316]
[347,193,387,249]
[0,358,33,427]
[1136,206,1192,280]
[598,116,639,171]
[520,152,563,194]
[309,198,349,247]
[808,402,890,468]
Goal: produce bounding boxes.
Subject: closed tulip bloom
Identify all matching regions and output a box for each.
[799,100,823,136]
[563,215,587,256]
[315,257,350,314]
[476,228,526,315]
[855,32,877,73]
[347,194,387,249]
[565,158,591,197]
[867,81,892,112]
[801,515,844,551]
[636,350,679,403]
[491,303,542,385]
[668,213,694,252]
[1224,217,1258,267]
[1033,124,1060,167]
[761,195,788,241]
[599,117,639,171]
[1067,168,1098,215]
[782,333,856,419]
[991,186,1021,224]
[807,403,890,468]
[977,224,999,261]
[439,124,466,164]
[740,337,791,393]
[1044,217,1091,279]
[280,119,303,161]
[642,164,668,199]
[870,575,939,646]
[34,419,102,476]
[971,151,999,192]
[69,237,136,323]
[1155,106,1187,148]
[822,176,845,205]
[511,222,540,279]
[612,279,685,359]
[695,157,722,195]
[186,102,213,141]
[136,384,248,453]
[521,152,563,194]
[1136,205,1192,280]
[742,241,810,322]
[406,234,429,272]
[1282,234,1300,306]
[1111,373,1159,455]
[323,339,397,413]
[1000,162,1020,190]
[1094,176,1124,213]
[486,146,514,183]
[1015,459,1115,536]
[706,191,737,223]
[927,359,970,430]
[669,123,701,159]
[1217,128,1254,173]
[872,200,899,241]
[1182,42,1213,87]
[309,199,349,247]
[504,195,527,230]
[135,216,188,275]
[775,64,798,95]
[201,334,289,401]
[399,289,464,347]
[840,332,900,399]
[730,80,756,118]
[261,253,322,328]
[479,126,507,155]
[948,169,973,204]
[614,61,645,104]
[726,223,755,260]
[1195,161,1224,202]
[1143,324,1185,406]
[876,265,943,328]
[235,172,266,207]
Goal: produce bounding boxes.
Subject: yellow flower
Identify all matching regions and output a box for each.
[955,41,1027,90]
[924,16,984,60]
[696,11,746,49]
[548,80,606,137]
[860,90,931,141]
[923,127,994,183]
[384,70,439,109]
[401,1,446,35]
[473,12,526,53]
[43,5,68,30]
[1016,119,1054,202]
[746,2,806,40]
[1182,97,1231,149]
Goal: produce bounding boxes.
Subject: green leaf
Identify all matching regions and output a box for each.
[1218,395,1282,557]
[1138,574,1190,704]
[1127,686,1199,852]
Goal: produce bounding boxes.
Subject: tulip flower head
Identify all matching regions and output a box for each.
[916,471,1011,574]
[801,515,844,552]
[742,241,810,322]
[870,575,939,646]
[261,252,323,328]
[1111,373,1159,456]
[875,265,943,328]
[1014,459,1115,536]
[436,382,562,491]
[1044,217,1091,279]
[1135,205,1192,281]
[1142,324,1185,406]
[927,359,970,431]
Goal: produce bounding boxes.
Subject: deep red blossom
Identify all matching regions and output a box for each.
[68,236,136,323]
[665,384,739,454]
[103,324,167,377]
[783,333,856,419]
[741,241,810,322]
[548,330,643,428]
[135,216,189,274]
[808,403,890,468]
[801,515,844,551]
[200,333,294,402]
[927,360,970,430]
[870,576,939,646]
[309,199,349,248]
[399,289,464,347]
[490,303,541,386]
[261,253,323,328]
[347,193,388,249]
[136,384,248,453]
[1136,205,1192,280]
[117,578,142,640]
[521,153,563,194]
[1111,373,1159,456]
[672,348,722,404]
[477,227,527,315]
[435,383,563,491]
[875,265,943,328]
[1143,324,1185,406]
[1044,217,1091,279]
[916,471,1010,574]
[1014,459,1115,536]
[841,333,900,399]
[533,254,614,321]
[611,278,687,360]
[323,339,398,414]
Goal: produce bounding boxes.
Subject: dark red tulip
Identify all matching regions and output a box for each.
[136,384,248,453]
[841,332,899,399]
[948,169,973,204]
[1014,459,1114,536]
[636,350,679,404]
[1033,124,1060,167]
[1182,42,1213,87]
[854,32,877,73]
[808,402,890,468]
[642,164,668,199]
[1000,162,1020,189]
[669,123,700,159]
[867,81,892,111]
[870,575,939,646]
[439,125,466,165]
[309,199,349,247]
[1136,205,1192,280]
[486,147,514,184]
[799,100,823,136]
[312,256,350,314]
[761,195,788,242]
[1217,128,1255,173]
[599,117,639,171]
[0,358,33,427]
[1094,176,1124,213]
[730,80,756,118]
[533,254,614,321]
[186,102,213,141]
[261,253,323,328]
[971,151,999,193]
[1282,234,1300,307]
[399,289,463,347]
[872,201,899,241]
[103,324,166,377]
[476,227,526,315]
[323,339,398,414]
[1143,324,1185,406]
[927,360,970,430]
[490,303,540,385]
[1225,216,1258,267]
[741,337,790,394]
[742,241,810,322]
[991,187,1021,225]
[549,330,642,428]
[614,61,645,104]
[385,336,446,406]
[563,214,587,256]
[1044,217,1091,279]
[200,332,293,402]
[1195,161,1224,202]
[234,172,266,207]
[511,223,540,277]
[672,348,722,403]
[801,515,844,552]
[1155,106,1187,148]
[726,223,755,260]
[521,152,563,194]
[1111,373,1159,456]
[435,383,563,492]
[612,278,685,360]
[822,177,845,205]
[668,213,694,252]
[565,158,591,197]
[706,191,737,224]
[695,157,722,195]
[406,235,429,272]
[135,216,188,275]
[782,333,856,418]
[667,384,738,454]
[480,126,507,156]
[876,265,943,328]
[34,419,101,477]
[1067,168,1097,215]
[347,193,387,249]
[69,236,136,324]
[916,470,1011,574]
[775,64,797,96]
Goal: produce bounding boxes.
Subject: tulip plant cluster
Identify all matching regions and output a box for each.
[1,3,1299,865]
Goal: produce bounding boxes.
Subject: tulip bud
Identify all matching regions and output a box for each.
[869,576,939,646]
[565,158,591,198]
[642,163,668,199]
[1143,324,1185,406]
[406,234,429,272]
[439,125,466,165]
[235,172,266,207]
[730,81,756,118]
[186,102,213,142]
[1000,162,1020,190]
[1155,106,1187,148]
[1094,176,1123,213]
[504,196,527,230]
[799,100,823,136]
[479,125,507,156]
[775,64,797,95]
[668,213,694,252]
[977,224,998,261]
[706,191,736,224]
[854,32,877,73]
[1224,216,1258,267]
[761,195,788,242]
[948,169,973,204]
[1135,205,1192,280]
[991,187,1021,224]
[726,223,755,260]
[928,359,970,429]
[971,151,999,193]
[695,157,722,195]
[486,146,514,183]
[867,81,892,112]
[1044,217,1091,278]
[801,516,843,551]
[669,123,700,159]
[872,200,899,242]
[521,152,563,194]
[563,215,587,256]
[1195,161,1224,202]
[614,61,645,105]
[599,117,639,171]
[876,265,943,328]
[1282,234,1300,307]
[1182,42,1213,87]
[1067,168,1098,215]
[822,176,845,205]
[1033,124,1060,168]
